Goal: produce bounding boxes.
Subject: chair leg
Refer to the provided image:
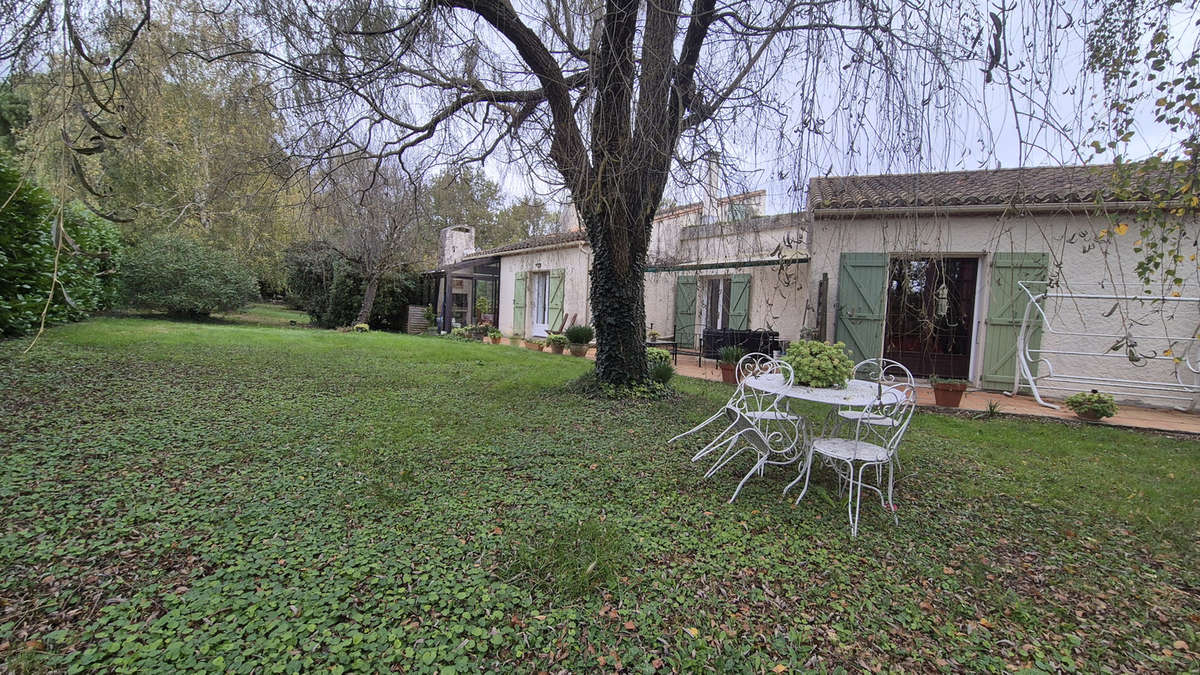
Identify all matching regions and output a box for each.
[849,462,865,537]
[670,410,724,444]
[690,421,736,462]
[786,453,814,504]
[729,454,767,503]
[888,461,899,526]
[704,432,748,478]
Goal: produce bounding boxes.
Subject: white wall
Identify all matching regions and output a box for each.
[496,245,592,337]
[807,207,1200,404]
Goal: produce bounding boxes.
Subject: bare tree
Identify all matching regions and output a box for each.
[183,0,993,384]
[309,160,431,325]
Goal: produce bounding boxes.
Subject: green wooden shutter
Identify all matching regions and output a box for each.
[835,253,887,361]
[729,274,751,330]
[674,276,698,348]
[512,271,527,335]
[548,268,565,330]
[981,252,1048,390]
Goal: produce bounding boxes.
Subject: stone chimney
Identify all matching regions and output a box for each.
[559,202,582,232]
[701,151,721,224]
[438,225,476,266]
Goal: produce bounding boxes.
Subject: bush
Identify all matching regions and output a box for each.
[782,340,854,389]
[0,154,123,337]
[121,236,259,317]
[650,361,675,385]
[647,347,671,369]
[547,333,569,348]
[1063,390,1118,419]
[564,324,594,345]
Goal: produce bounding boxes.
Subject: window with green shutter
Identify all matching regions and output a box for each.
[548,269,565,331]
[835,253,887,361]
[729,273,750,330]
[674,276,697,348]
[981,253,1048,390]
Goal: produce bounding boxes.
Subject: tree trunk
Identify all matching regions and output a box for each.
[586,210,649,385]
[355,274,381,326]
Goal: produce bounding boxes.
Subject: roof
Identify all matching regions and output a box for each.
[464,229,587,259]
[808,164,1141,211]
[654,189,766,220]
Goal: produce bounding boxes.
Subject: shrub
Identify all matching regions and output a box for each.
[564,324,594,345]
[547,333,569,348]
[782,340,854,388]
[718,345,745,365]
[1063,390,1118,419]
[487,328,502,339]
[0,154,123,336]
[650,361,675,385]
[120,236,259,317]
[353,323,370,332]
[647,347,671,369]
[449,326,470,340]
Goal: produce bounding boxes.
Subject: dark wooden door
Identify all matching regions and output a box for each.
[883,257,978,379]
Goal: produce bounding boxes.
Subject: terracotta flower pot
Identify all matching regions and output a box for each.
[524,340,544,351]
[548,343,565,355]
[932,382,967,407]
[489,336,501,344]
[1075,410,1103,421]
[569,344,589,357]
[719,363,737,384]
[509,337,523,346]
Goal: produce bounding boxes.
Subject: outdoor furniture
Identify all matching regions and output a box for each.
[785,381,916,537]
[699,358,810,502]
[700,328,780,361]
[668,352,779,458]
[832,359,915,473]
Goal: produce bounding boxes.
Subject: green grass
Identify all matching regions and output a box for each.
[1,305,1197,672]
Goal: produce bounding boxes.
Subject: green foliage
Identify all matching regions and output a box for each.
[547,333,569,348]
[930,375,969,386]
[647,347,671,369]
[0,315,1198,671]
[567,368,674,400]
[0,155,123,336]
[782,340,854,388]
[448,326,470,340]
[353,323,370,332]
[120,236,259,317]
[650,361,675,385]
[564,324,594,345]
[283,242,417,330]
[507,518,632,600]
[717,345,745,365]
[423,304,436,325]
[1064,390,1119,419]
[487,328,502,339]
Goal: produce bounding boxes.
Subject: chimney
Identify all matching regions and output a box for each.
[438,225,476,266]
[702,151,721,224]
[559,202,582,232]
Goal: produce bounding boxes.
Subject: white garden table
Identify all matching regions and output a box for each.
[742,374,883,407]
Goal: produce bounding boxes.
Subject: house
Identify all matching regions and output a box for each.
[806,165,1200,405]
[427,188,812,351]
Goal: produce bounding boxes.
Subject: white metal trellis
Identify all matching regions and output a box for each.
[1010,281,1200,411]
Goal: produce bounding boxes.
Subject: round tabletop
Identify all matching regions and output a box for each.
[744,374,885,406]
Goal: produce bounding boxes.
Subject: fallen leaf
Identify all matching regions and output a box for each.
[1174,640,1188,650]
[623,621,636,631]
[772,665,788,673]
[683,627,699,638]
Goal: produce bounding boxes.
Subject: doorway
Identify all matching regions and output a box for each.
[530,271,550,336]
[883,257,979,379]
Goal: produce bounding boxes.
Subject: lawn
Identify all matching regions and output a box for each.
[1,306,1198,673]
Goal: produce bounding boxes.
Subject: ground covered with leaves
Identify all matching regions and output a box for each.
[1,306,1198,672]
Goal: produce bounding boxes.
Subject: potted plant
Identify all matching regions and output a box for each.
[423,305,438,334]
[930,375,969,407]
[718,345,746,384]
[781,340,854,388]
[647,329,660,342]
[523,338,546,352]
[509,332,523,346]
[1063,390,1118,421]
[547,333,569,355]
[488,329,503,344]
[565,325,594,357]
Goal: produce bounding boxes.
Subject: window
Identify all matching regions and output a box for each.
[703,277,732,330]
[530,271,550,334]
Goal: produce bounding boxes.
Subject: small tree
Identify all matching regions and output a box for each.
[121,236,259,317]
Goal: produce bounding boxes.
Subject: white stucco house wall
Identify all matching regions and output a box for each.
[806,165,1200,406]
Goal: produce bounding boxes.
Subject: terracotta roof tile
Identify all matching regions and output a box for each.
[808,164,1145,210]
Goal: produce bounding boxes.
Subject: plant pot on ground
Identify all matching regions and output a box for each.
[547,333,569,355]
[564,325,594,357]
[718,345,746,384]
[509,334,523,346]
[1063,390,1117,421]
[523,339,546,352]
[930,376,969,407]
[488,329,502,344]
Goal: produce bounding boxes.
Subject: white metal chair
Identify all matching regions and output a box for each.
[699,358,810,502]
[787,381,916,536]
[827,359,914,475]
[668,352,782,462]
